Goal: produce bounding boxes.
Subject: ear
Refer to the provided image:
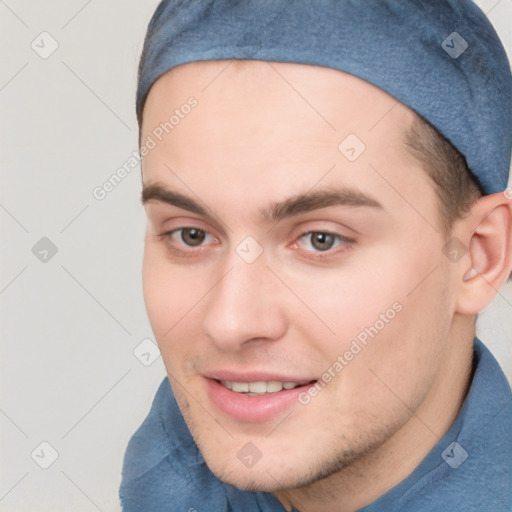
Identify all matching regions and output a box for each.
[455,191,512,315]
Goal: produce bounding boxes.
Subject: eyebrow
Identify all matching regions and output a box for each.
[263,188,382,222]
[142,182,207,216]
[141,182,382,222]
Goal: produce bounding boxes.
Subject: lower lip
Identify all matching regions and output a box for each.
[205,378,316,423]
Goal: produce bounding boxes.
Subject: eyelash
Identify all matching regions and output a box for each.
[157,228,217,258]
[156,227,355,260]
[293,231,354,259]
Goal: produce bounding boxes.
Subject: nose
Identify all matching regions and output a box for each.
[201,253,288,351]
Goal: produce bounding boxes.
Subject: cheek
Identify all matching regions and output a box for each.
[280,258,404,358]
[288,241,451,402]
[142,243,172,336]
[142,242,205,362]
[352,275,450,416]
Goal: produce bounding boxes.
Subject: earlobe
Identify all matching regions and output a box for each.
[455,193,512,315]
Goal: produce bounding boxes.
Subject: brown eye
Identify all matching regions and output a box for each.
[309,232,336,251]
[294,230,354,257]
[180,228,206,246]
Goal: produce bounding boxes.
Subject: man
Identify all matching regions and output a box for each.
[120,1,512,511]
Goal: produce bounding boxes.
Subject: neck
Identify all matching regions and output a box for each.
[273,318,475,512]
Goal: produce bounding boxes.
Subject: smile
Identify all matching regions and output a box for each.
[220,380,306,395]
[206,377,317,422]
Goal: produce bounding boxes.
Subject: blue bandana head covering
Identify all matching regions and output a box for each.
[136,0,511,195]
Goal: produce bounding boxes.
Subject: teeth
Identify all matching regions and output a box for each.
[221,380,302,394]
[231,382,249,392]
[266,381,284,393]
[248,381,267,394]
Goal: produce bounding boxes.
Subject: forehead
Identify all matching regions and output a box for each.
[142,59,415,140]
[140,60,430,223]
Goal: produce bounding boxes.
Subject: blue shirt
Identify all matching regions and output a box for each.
[120,339,512,511]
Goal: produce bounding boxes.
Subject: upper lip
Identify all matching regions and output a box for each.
[203,370,317,383]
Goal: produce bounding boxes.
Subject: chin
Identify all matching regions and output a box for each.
[195,432,352,493]
[173,375,414,495]
[203,457,307,493]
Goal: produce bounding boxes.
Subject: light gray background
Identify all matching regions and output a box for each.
[1,1,511,511]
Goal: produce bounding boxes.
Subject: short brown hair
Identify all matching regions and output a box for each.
[405,115,483,236]
[407,115,512,283]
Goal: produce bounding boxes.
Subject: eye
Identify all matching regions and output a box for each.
[157,227,218,255]
[176,227,207,247]
[304,232,336,251]
[295,231,353,254]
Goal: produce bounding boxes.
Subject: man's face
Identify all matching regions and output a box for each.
[140,60,456,491]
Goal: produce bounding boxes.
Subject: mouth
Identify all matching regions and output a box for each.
[205,376,318,423]
[219,379,311,395]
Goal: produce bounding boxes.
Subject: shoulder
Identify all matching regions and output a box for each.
[402,339,512,511]
[119,378,235,511]
[120,379,176,486]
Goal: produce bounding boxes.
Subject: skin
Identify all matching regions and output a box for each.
[139,60,512,512]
